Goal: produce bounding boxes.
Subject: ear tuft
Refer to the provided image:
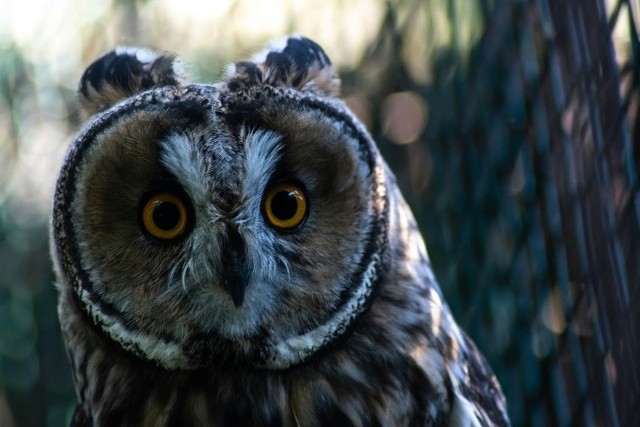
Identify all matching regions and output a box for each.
[225,36,340,97]
[78,47,188,117]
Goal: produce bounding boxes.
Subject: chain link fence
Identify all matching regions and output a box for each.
[355,0,639,425]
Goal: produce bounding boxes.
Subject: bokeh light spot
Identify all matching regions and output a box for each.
[382,91,428,145]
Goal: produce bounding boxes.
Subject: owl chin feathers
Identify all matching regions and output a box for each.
[51,36,510,425]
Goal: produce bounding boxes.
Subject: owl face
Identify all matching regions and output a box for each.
[52,38,388,370]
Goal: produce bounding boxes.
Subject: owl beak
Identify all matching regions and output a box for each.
[221,227,248,307]
[222,260,247,307]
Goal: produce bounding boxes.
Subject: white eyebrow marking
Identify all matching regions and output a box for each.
[158,133,209,204]
[242,128,283,202]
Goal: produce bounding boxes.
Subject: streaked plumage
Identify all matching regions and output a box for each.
[51,36,510,426]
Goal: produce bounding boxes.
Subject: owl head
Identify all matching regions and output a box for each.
[51,36,389,370]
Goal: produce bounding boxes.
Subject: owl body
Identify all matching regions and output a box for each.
[52,37,509,426]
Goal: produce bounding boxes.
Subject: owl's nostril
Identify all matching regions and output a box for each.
[221,227,248,307]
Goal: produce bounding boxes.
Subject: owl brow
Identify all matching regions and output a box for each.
[158,132,209,204]
[242,128,284,197]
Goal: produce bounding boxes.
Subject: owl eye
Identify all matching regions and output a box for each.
[263,182,308,231]
[141,192,190,241]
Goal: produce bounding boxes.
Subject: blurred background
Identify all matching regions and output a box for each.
[1,0,638,426]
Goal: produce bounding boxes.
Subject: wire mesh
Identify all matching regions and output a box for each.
[356,0,639,425]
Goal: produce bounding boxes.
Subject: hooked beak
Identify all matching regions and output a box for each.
[221,226,248,307]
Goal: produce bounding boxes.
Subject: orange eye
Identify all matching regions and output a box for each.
[141,192,189,240]
[263,182,308,231]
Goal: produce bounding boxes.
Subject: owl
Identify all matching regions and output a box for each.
[51,36,510,426]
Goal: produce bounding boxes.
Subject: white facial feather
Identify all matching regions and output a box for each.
[153,128,290,339]
[76,281,192,369]
[159,133,212,214]
[243,130,283,194]
[266,252,382,369]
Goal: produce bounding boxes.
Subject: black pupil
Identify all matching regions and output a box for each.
[153,201,181,230]
[271,190,298,220]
